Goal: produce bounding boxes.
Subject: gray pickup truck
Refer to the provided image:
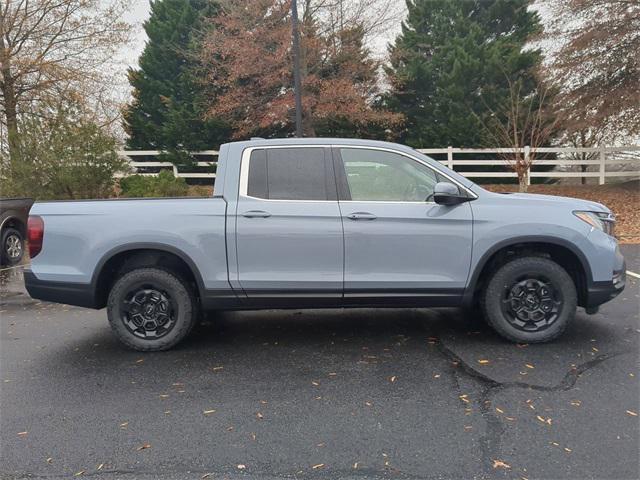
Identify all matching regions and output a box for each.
[24,138,625,351]
[1,197,33,266]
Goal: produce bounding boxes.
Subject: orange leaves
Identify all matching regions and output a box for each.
[199,0,402,138]
[492,459,511,469]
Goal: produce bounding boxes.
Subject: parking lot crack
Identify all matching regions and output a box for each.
[433,338,634,476]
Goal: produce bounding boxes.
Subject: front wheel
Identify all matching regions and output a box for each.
[482,257,577,343]
[107,268,198,351]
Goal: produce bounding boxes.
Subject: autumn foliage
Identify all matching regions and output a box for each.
[200,0,402,138]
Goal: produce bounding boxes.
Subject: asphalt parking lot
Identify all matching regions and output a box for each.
[1,245,638,480]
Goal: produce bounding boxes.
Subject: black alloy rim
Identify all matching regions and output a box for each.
[501,275,562,332]
[120,284,177,339]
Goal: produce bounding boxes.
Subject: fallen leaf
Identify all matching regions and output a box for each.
[202,474,212,479]
[492,459,511,469]
[256,412,264,419]
[570,400,581,407]
[17,431,27,436]
[120,422,128,428]
[250,432,256,441]
[365,401,373,407]
[159,394,169,399]
[74,470,85,476]
[135,359,144,364]
[237,464,246,470]
[353,462,359,469]
[46,458,53,464]
[97,463,104,471]
[203,409,216,415]
[389,376,397,383]
[564,447,572,453]
[496,407,504,414]
[312,463,325,469]
[328,372,337,376]
[433,374,441,378]
[626,410,638,416]
[311,381,320,386]
[525,363,535,369]
[459,394,470,403]
[211,366,223,371]
[137,444,151,451]
[478,359,490,365]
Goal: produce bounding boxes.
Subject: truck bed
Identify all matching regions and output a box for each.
[28,197,229,291]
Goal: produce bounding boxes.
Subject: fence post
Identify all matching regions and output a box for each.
[172,164,179,178]
[599,147,606,185]
[447,146,453,169]
[524,146,531,186]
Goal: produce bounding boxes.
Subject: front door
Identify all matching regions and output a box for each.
[334,146,473,305]
[235,146,343,304]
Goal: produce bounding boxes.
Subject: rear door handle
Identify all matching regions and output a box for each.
[241,210,271,218]
[347,212,377,221]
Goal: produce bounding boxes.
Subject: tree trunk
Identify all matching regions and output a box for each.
[0,48,19,162]
[518,169,528,193]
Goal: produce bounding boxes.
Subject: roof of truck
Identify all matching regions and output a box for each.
[224,137,417,151]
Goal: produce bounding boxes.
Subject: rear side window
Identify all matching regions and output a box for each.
[246,147,331,201]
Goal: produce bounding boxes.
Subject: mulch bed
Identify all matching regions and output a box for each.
[483,181,639,244]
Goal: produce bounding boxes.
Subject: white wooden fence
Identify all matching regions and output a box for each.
[119,146,640,185]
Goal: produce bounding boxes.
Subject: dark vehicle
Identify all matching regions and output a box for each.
[0,198,33,266]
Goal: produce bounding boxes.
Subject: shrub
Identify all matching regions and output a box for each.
[119,170,189,198]
[1,107,128,200]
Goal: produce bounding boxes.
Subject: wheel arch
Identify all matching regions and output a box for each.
[465,236,593,308]
[91,243,206,309]
[0,214,27,236]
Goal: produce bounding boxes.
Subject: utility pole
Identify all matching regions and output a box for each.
[291,0,303,137]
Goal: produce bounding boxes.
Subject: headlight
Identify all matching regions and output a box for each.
[574,211,615,236]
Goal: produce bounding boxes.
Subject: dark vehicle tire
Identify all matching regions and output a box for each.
[107,268,198,351]
[482,257,577,343]
[1,227,24,266]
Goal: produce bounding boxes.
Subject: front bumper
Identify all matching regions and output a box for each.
[585,264,626,309]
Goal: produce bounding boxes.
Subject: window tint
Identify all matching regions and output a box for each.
[247,149,268,199]
[340,148,443,202]
[247,148,329,200]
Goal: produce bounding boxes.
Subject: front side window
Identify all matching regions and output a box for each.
[340,148,443,202]
[246,147,329,201]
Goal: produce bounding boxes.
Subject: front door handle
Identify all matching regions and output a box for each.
[347,212,377,221]
[241,210,271,218]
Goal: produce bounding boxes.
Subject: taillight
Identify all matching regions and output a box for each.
[27,215,44,258]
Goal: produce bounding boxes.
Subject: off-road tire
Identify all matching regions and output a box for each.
[107,268,198,351]
[482,256,577,343]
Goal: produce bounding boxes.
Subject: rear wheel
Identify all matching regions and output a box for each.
[1,228,24,266]
[107,268,198,351]
[482,257,577,343]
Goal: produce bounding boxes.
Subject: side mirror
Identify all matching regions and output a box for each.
[433,182,470,206]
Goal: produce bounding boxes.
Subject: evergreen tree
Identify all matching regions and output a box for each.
[124,0,229,162]
[386,0,543,148]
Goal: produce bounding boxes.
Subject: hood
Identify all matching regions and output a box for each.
[489,191,610,213]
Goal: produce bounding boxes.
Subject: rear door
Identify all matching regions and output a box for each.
[334,146,473,305]
[235,146,343,304]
